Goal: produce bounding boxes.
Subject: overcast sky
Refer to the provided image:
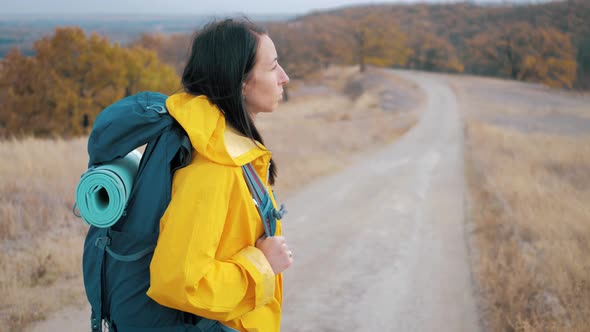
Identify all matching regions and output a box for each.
[1,0,546,15]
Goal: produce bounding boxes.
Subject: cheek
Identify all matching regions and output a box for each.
[250,77,277,99]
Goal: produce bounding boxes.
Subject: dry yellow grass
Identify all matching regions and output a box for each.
[0,137,89,331]
[0,66,419,331]
[461,84,590,330]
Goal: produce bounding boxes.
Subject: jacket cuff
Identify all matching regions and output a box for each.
[232,246,275,308]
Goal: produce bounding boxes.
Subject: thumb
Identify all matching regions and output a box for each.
[256,235,267,247]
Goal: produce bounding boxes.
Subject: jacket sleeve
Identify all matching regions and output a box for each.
[147,163,275,321]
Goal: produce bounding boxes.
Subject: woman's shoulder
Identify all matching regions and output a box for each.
[173,155,241,189]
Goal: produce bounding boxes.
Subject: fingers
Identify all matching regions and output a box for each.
[286,249,293,269]
[271,236,293,266]
[284,244,293,266]
[279,240,292,257]
[255,235,293,273]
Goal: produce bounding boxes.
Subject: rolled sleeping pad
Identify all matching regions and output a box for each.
[75,150,142,228]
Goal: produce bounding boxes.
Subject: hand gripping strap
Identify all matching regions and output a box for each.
[241,164,286,237]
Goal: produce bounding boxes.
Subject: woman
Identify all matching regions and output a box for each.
[147,19,292,332]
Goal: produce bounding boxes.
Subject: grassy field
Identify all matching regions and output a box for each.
[455,77,590,331]
[0,66,420,331]
[0,137,89,329]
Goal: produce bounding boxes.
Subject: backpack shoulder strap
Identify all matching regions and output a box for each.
[241,164,286,237]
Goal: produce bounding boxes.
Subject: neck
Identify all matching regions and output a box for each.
[248,111,257,121]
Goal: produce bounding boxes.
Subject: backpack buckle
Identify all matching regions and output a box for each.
[95,236,111,250]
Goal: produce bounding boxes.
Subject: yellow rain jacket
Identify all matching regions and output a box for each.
[147,93,283,332]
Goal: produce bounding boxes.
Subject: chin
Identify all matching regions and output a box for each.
[253,108,275,116]
[266,103,280,113]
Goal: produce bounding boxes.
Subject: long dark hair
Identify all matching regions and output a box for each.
[182,18,277,185]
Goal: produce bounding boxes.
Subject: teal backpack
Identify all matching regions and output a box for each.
[77,92,283,332]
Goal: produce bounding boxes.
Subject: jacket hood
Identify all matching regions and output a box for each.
[166,93,270,166]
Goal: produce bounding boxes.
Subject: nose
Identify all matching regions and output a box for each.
[279,65,290,85]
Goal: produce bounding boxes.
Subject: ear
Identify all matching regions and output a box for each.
[242,80,248,97]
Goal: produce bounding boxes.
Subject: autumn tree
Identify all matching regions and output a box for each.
[353,13,411,72]
[467,22,577,88]
[0,27,179,137]
[304,12,411,72]
[405,29,464,73]
[267,21,323,79]
[132,33,192,75]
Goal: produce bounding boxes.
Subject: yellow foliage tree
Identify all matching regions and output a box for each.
[353,13,411,72]
[302,12,411,72]
[0,27,179,137]
[132,33,191,75]
[405,29,464,73]
[467,23,577,88]
[517,28,578,88]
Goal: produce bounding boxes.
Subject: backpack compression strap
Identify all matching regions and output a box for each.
[241,164,286,237]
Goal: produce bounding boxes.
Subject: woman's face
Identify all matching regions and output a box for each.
[243,34,290,116]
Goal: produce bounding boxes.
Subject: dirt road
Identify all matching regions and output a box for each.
[29,70,480,332]
[280,69,480,331]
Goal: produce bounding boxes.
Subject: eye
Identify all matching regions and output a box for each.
[271,64,278,71]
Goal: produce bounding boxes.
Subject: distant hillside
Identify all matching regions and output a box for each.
[120,0,590,89]
[277,0,589,88]
[0,14,293,58]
